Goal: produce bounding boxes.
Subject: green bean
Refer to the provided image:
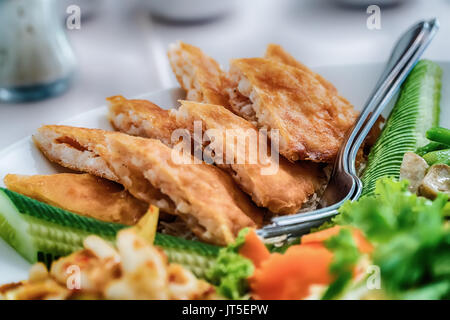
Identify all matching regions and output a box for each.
[426,127,450,145]
[416,142,449,156]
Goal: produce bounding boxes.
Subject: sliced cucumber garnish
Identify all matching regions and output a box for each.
[0,188,219,278]
[361,60,442,196]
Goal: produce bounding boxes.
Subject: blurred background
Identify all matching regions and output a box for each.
[0,0,449,149]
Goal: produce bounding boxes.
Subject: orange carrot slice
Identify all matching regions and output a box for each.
[352,228,373,254]
[243,226,372,300]
[301,226,373,254]
[250,244,333,300]
[301,226,342,244]
[239,229,271,269]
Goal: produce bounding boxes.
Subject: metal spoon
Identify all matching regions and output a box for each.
[258,18,439,239]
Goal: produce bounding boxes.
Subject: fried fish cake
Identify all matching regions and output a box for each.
[108,96,323,214]
[107,96,193,165]
[107,133,263,245]
[33,125,176,214]
[266,44,383,165]
[108,95,177,146]
[172,100,324,215]
[168,41,231,107]
[226,58,358,163]
[4,173,147,225]
[33,125,263,245]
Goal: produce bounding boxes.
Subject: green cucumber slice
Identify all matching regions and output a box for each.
[361,60,442,196]
[0,188,121,265]
[0,188,219,278]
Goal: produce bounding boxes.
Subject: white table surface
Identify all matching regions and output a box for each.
[0,0,449,150]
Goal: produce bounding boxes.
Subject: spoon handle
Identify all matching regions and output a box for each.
[257,19,439,239]
[347,18,440,197]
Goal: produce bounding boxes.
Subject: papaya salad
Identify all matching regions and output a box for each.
[0,43,449,300]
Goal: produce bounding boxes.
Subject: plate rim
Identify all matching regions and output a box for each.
[0,87,185,157]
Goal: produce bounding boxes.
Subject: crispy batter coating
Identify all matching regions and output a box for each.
[108,95,177,146]
[32,125,174,213]
[168,41,231,108]
[4,173,147,225]
[106,133,263,245]
[266,45,384,165]
[173,100,324,215]
[33,125,263,245]
[227,57,358,162]
[108,96,323,214]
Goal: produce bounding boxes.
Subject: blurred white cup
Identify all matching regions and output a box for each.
[143,0,236,22]
[333,0,405,7]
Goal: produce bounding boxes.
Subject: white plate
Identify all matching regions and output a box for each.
[0,62,449,284]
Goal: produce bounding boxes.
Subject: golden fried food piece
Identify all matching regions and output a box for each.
[108,96,191,155]
[108,95,177,146]
[227,58,358,163]
[265,44,337,92]
[33,125,175,214]
[4,173,147,225]
[107,96,323,214]
[266,45,383,164]
[106,133,263,245]
[168,41,231,107]
[172,100,324,214]
[33,125,262,245]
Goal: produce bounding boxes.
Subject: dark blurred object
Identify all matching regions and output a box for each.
[59,0,102,21]
[144,0,236,23]
[333,0,405,7]
[0,0,77,102]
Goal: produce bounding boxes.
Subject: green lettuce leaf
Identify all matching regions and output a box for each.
[335,178,450,299]
[206,228,254,299]
[322,228,361,299]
